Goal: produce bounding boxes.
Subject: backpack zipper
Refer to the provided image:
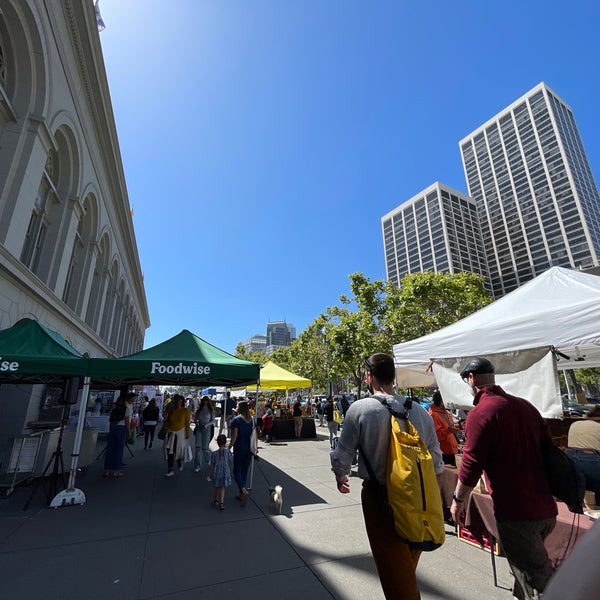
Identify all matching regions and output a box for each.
[416,457,426,511]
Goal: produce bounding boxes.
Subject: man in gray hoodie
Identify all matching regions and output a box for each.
[330,353,443,600]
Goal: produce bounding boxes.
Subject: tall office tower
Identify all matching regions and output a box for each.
[381,182,488,286]
[240,334,267,353]
[460,82,600,298]
[265,321,296,355]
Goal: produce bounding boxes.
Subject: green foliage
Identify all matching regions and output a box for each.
[575,368,600,388]
[289,271,491,396]
[234,343,266,366]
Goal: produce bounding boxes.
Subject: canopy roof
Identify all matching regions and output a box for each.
[89,329,259,386]
[0,318,87,381]
[393,267,600,387]
[255,361,311,390]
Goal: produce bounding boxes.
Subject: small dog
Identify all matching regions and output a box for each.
[268,485,283,514]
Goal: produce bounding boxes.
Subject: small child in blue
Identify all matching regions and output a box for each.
[210,434,232,510]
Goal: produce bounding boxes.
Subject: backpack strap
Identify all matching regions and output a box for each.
[359,395,412,485]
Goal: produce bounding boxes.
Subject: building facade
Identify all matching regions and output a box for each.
[460,82,600,298]
[0,1,149,447]
[381,182,488,286]
[240,334,267,354]
[265,321,296,355]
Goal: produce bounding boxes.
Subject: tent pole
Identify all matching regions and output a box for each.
[248,380,260,490]
[51,376,90,508]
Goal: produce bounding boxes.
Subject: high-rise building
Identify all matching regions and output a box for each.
[265,321,296,355]
[460,82,600,298]
[240,334,267,353]
[381,182,488,286]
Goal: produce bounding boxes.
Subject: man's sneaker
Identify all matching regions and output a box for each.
[194,467,201,473]
[164,471,174,477]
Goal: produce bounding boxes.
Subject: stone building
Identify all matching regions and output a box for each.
[0,1,149,460]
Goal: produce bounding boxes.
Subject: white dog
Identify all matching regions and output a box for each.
[268,485,283,514]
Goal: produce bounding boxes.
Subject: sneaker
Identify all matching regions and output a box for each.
[149,443,152,448]
[178,465,184,472]
[194,467,201,473]
[164,471,174,477]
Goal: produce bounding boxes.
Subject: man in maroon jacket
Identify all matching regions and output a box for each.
[450,357,557,600]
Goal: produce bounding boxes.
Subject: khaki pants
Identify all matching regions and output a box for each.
[362,481,422,600]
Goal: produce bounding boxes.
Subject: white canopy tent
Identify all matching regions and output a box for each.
[392,267,600,417]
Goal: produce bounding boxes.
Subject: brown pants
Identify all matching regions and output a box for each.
[361,481,422,600]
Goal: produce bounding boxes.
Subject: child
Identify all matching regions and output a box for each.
[262,408,274,443]
[210,434,232,510]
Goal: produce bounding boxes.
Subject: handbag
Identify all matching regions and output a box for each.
[157,428,166,441]
[541,439,585,513]
[250,419,258,456]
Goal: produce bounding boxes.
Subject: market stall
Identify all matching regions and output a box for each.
[393,267,600,417]
[0,318,92,500]
[251,361,315,440]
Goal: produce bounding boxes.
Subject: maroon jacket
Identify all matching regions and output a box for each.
[459,385,557,520]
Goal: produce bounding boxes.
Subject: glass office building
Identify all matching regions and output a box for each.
[460,82,600,298]
[382,182,488,286]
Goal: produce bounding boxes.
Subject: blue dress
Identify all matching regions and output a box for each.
[211,448,232,487]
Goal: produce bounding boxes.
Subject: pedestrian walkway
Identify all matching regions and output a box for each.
[0,428,514,599]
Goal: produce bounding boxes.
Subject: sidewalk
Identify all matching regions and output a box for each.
[0,427,514,600]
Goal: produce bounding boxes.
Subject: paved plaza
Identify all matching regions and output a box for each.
[0,426,515,600]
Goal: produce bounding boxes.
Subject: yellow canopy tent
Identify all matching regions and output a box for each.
[248,360,311,390]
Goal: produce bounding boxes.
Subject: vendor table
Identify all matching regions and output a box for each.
[270,417,316,440]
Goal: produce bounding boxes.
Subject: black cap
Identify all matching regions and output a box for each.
[126,392,138,399]
[459,357,494,379]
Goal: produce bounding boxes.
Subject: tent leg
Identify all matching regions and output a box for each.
[51,377,90,508]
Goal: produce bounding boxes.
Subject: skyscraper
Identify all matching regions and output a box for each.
[460,82,600,298]
[381,182,488,286]
[265,321,296,355]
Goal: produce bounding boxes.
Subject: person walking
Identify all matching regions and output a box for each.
[194,396,214,472]
[331,353,443,600]
[323,396,337,448]
[162,395,191,477]
[450,357,557,600]
[142,398,160,449]
[210,434,232,510]
[428,389,460,466]
[103,395,128,478]
[229,400,255,504]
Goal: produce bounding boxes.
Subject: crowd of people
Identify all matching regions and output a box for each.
[99,363,600,600]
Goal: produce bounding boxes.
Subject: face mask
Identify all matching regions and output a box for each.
[464,379,476,397]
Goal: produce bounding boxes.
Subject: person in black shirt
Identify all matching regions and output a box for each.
[293,395,303,438]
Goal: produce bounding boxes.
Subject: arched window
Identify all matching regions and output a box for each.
[21,151,58,275]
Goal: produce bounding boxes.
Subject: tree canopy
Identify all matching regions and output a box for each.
[235,271,491,395]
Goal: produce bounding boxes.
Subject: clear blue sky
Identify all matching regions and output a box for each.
[98,0,600,354]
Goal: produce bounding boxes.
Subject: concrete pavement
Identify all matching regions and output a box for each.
[0,425,514,599]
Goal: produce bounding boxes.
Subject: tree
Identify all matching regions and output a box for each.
[234,343,266,366]
[292,271,491,396]
[384,271,491,344]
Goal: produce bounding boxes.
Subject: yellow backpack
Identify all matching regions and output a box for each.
[363,397,445,551]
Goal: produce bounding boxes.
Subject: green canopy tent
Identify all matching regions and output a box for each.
[0,318,88,381]
[88,329,260,386]
[0,318,91,507]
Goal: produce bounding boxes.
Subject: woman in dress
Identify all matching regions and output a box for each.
[193,396,214,472]
[162,395,190,477]
[104,395,127,477]
[210,434,232,510]
[229,400,255,503]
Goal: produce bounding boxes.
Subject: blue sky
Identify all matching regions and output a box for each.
[98,0,600,354]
